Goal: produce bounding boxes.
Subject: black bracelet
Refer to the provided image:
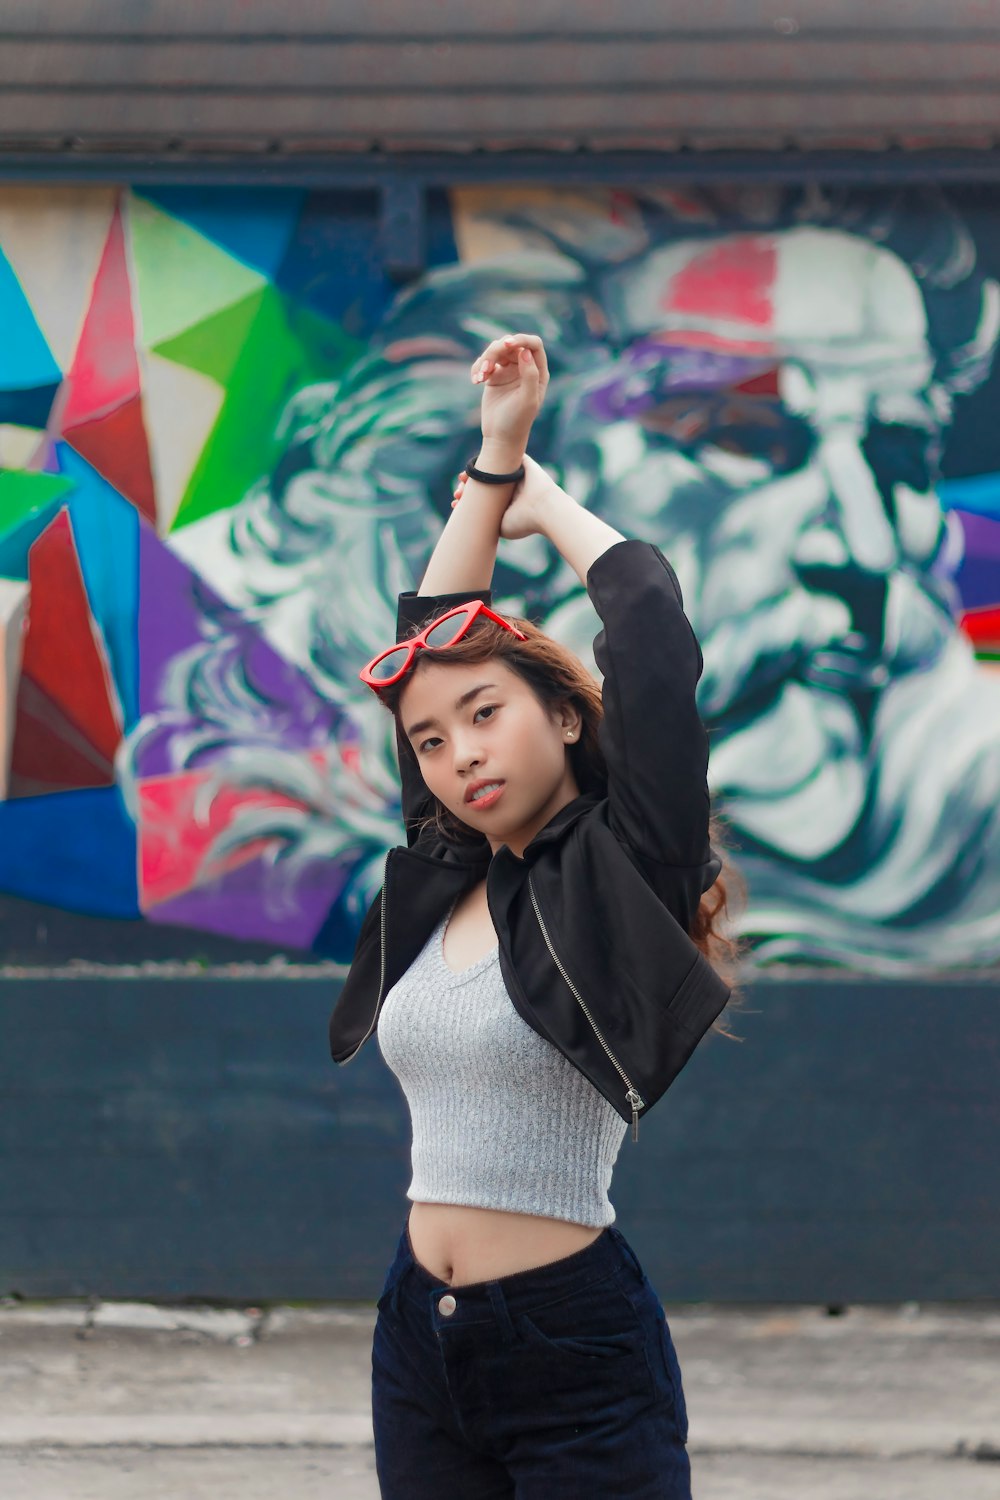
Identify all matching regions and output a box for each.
[465,455,526,485]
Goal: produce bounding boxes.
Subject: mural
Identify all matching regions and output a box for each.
[1,182,999,974]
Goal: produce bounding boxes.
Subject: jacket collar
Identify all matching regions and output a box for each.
[520,791,602,856]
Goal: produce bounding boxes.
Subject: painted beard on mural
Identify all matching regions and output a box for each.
[147,186,1000,973]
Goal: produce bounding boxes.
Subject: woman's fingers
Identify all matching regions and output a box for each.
[472,337,515,382]
[472,332,548,383]
[473,349,516,383]
[503,333,549,382]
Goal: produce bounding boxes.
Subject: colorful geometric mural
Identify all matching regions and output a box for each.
[0,185,368,948]
[1,182,999,973]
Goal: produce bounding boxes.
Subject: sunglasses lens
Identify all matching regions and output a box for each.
[424,613,471,649]
[368,645,411,681]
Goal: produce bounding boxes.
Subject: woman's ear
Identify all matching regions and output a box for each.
[556,700,583,741]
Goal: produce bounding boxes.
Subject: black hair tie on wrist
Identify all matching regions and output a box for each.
[465,456,526,484]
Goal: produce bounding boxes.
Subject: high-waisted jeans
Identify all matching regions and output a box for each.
[370,1214,691,1498]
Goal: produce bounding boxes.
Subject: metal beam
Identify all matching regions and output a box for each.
[4,147,1000,187]
[378,177,426,284]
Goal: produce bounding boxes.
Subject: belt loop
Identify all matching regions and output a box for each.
[486,1280,517,1345]
[612,1225,645,1281]
[390,1276,403,1318]
[391,1220,414,1316]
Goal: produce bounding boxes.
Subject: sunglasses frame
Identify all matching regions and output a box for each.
[359,600,528,689]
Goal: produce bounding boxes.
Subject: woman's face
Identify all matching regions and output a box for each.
[398,657,582,857]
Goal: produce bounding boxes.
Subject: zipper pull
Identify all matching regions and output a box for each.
[626,1088,643,1143]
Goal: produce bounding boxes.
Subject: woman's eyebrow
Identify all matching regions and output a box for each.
[406,683,498,740]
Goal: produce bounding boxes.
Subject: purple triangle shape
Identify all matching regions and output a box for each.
[137,519,341,777]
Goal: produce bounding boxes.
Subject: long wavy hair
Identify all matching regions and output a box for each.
[374,611,747,1035]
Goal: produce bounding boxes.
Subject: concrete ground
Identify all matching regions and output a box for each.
[0,1297,998,1499]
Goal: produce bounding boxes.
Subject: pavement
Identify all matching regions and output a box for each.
[1,1297,998,1499]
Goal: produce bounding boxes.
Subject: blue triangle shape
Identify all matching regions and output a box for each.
[0,247,62,392]
[134,186,305,279]
[0,786,139,916]
[53,444,141,732]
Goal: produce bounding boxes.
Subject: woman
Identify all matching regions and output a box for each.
[328,332,741,1498]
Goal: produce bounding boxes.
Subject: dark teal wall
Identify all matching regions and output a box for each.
[2,975,997,1302]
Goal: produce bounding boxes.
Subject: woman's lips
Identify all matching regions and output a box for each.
[466,782,505,810]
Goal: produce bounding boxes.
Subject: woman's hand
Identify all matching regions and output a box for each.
[471,333,549,451]
[452,451,574,540]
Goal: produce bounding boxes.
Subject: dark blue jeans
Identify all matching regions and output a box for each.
[371,1214,691,1498]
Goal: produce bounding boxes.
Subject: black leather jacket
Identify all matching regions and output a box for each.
[327,538,731,1141]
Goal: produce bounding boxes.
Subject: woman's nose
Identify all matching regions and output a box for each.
[453,740,481,772]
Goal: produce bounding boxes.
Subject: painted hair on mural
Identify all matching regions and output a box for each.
[114,181,1000,972]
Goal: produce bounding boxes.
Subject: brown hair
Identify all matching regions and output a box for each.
[374,612,746,1034]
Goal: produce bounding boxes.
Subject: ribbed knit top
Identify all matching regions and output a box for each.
[376,904,628,1228]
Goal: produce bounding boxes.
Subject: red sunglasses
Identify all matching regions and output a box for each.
[359,600,528,689]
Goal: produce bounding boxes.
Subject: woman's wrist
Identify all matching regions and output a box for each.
[475,438,527,473]
[533,483,579,539]
[536,486,625,587]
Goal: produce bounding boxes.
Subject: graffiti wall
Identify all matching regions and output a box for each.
[1,182,999,974]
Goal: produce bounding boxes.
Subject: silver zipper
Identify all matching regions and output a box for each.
[528,874,645,1143]
[340,853,390,1065]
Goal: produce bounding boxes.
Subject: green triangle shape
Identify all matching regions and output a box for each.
[0,470,74,579]
[169,289,363,532]
[152,287,266,386]
[129,192,267,349]
[0,470,74,537]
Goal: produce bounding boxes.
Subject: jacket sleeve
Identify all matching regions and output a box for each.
[392,586,492,846]
[585,539,717,879]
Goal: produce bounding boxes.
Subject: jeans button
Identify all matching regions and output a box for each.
[438,1294,457,1316]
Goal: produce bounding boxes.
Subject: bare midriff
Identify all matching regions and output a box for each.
[407,1201,604,1287]
[406,883,603,1285]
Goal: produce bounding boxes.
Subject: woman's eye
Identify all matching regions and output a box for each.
[417,706,497,752]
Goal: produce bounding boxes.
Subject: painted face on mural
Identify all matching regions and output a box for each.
[567,227,959,859]
[116,189,1000,971]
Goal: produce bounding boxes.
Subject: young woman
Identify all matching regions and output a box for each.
[328,332,741,1498]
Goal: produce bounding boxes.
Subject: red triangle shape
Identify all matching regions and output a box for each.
[8,675,116,796]
[10,508,124,793]
[65,392,157,525]
[960,605,1000,650]
[732,367,780,397]
[58,200,141,431]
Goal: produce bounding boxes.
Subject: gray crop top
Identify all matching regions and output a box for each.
[376,905,628,1228]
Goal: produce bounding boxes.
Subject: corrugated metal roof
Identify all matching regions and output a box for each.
[3,1,1000,166]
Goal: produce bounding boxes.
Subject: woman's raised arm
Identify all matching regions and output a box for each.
[526,472,627,588]
[453,453,713,873]
[455,451,627,585]
[418,334,549,595]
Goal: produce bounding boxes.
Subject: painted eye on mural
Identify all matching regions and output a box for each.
[861,420,941,509]
[638,391,815,475]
